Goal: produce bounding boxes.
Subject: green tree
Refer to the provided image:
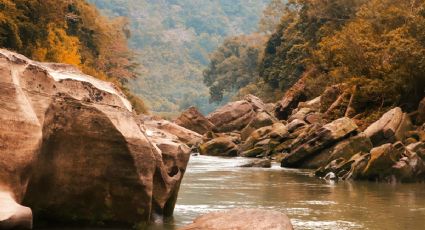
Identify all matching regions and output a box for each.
[203,34,267,102]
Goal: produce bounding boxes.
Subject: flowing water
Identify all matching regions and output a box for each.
[163,155,425,230]
[36,155,425,230]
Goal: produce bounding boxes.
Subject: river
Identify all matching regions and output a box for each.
[161,155,425,230]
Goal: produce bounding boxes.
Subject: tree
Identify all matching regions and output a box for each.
[259,0,366,92]
[203,34,267,102]
[258,0,286,34]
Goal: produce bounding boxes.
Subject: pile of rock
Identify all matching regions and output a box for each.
[178,79,425,183]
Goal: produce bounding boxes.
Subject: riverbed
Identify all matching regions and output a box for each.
[163,155,425,230]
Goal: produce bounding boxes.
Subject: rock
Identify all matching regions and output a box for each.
[143,116,203,147]
[317,152,372,180]
[179,209,293,230]
[0,192,32,230]
[392,153,425,181]
[281,117,358,168]
[364,107,413,146]
[241,126,274,152]
[406,142,425,160]
[300,133,373,169]
[240,159,272,168]
[207,100,256,133]
[287,119,308,133]
[265,103,276,114]
[241,111,276,140]
[241,123,288,157]
[0,49,190,226]
[199,136,239,157]
[174,106,216,135]
[275,77,307,120]
[324,172,337,181]
[288,108,313,123]
[298,96,321,111]
[240,146,267,158]
[305,112,323,125]
[269,122,289,140]
[362,143,404,179]
[244,94,267,111]
[417,97,425,124]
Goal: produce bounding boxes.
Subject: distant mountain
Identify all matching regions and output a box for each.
[88,0,271,116]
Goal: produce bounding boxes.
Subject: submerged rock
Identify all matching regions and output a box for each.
[0,49,190,227]
[174,106,216,135]
[179,208,293,230]
[240,159,272,168]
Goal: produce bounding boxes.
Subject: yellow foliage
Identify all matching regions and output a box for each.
[44,25,82,66]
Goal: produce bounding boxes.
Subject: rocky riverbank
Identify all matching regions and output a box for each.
[0,49,199,229]
[177,83,425,183]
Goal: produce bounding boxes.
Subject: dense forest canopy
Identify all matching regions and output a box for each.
[0,0,148,113]
[264,0,425,115]
[206,0,425,121]
[88,0,272,116]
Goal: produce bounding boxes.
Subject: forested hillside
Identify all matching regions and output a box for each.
[88,0,271,116]
[0,0,147,113]
[208,0,425,121]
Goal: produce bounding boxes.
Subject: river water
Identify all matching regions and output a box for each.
[163,155,425,230]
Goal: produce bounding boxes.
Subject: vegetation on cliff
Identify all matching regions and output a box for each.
[207,0,425,120]
[0,0,147,113]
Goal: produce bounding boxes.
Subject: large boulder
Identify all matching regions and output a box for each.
[281,117,358,168]
[174,106,216,135]
[179,209,293,230]
[206,95,266,133]
[0,49,190,227]
[364,107,413,146]
[199,136,239,157]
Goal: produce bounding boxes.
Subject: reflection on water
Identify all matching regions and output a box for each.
[35,155,425,230]
[169,156,425,230]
